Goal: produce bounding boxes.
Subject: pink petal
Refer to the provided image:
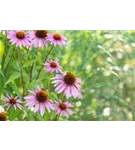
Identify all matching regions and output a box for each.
[65,102,73,107]
[14,105,17,110]
[7,104,11,111]
[57,109,63,115]
[63,112,68,118]
[67,108,72,115]
[24,95,35,100]
[52,75,64,80]
[39,104,45,116]
[52,80,62,84]
[54,104,59,110]
[64,86,71,98]
[28,90,36,95]
[57,83,66,94]
[71,86,80,98]
[45,105,51,113]
[3,97,9,102]
[74,82,81,90]
[36,86,41,92]
[55,82,66,93]
[76,77,81,83]
[34,103,39,113]
[16,103,23,110]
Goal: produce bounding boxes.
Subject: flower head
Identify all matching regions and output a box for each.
[24,86,54,116]
[0,110,7,121]
[54,100,73,118]
[44,60,62,73]
[47,33,67,46]
[52,72,83,99]
[29,30,48,48]
[3,95,23,111]
[7,30,31,47]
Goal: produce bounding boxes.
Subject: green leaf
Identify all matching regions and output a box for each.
[27,113,35,121]
[8,106,22,121]
[23,60,36,68]
[9,84,22,97]
[48,110,57,121]
[0,69,5,94]
[0,69,5,78]
[37,113,44,121]
[25,80,40,90]
[50,92,58,100]
[5,72,20,85]
[3,46,14,70]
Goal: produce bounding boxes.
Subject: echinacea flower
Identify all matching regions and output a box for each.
[54,100,73,118]
[24,86,54,116]
[47,33,67,46]
[44,60,62,73]
[52,72,83,99]
[7,30,31,47]
[3,95,23,111]
[0,110,7,121]
[29,30,48,48]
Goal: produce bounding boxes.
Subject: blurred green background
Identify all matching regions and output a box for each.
[0,30,135,121]
[56,30,135,121]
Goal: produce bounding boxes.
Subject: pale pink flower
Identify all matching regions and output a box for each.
[3,95,23,111]
[54,100,73,118]
[52,72,83,99]
[29,30,48,48]
[47,33,67,46]
[44,60,62,73]
[7,30,31,47]
[24,86,54,116]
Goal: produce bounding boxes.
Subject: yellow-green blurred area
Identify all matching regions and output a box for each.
[54,30,135,121]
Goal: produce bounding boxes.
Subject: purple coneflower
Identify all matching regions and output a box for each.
[44,60,62,73]
[52,72,83,99]
[3,95,23,111]
[29,30,48,48]
[47,33,67,46]
[24,86,54,116]
[7,30,31,47]
[54,100,73,118]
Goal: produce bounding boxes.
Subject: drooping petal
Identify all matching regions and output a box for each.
[16,103,23,110]
[57,83,66,94]
[71,85,80,98]
[67,109,72,115]
[34,103,39,113]
[39,104,45,116]
[14,105,17,110]
[64,86,71,99]
[7,104,11,111]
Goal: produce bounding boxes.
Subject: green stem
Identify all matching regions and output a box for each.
[36,45,54,80]
[53,114,60,121]
[60,92,64,101]
[1,31,7,69]
[29,63,34,83]
[29,48,40,83]
[18,48,25,97]
[4,48,14,71]
[49,73,53,92]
